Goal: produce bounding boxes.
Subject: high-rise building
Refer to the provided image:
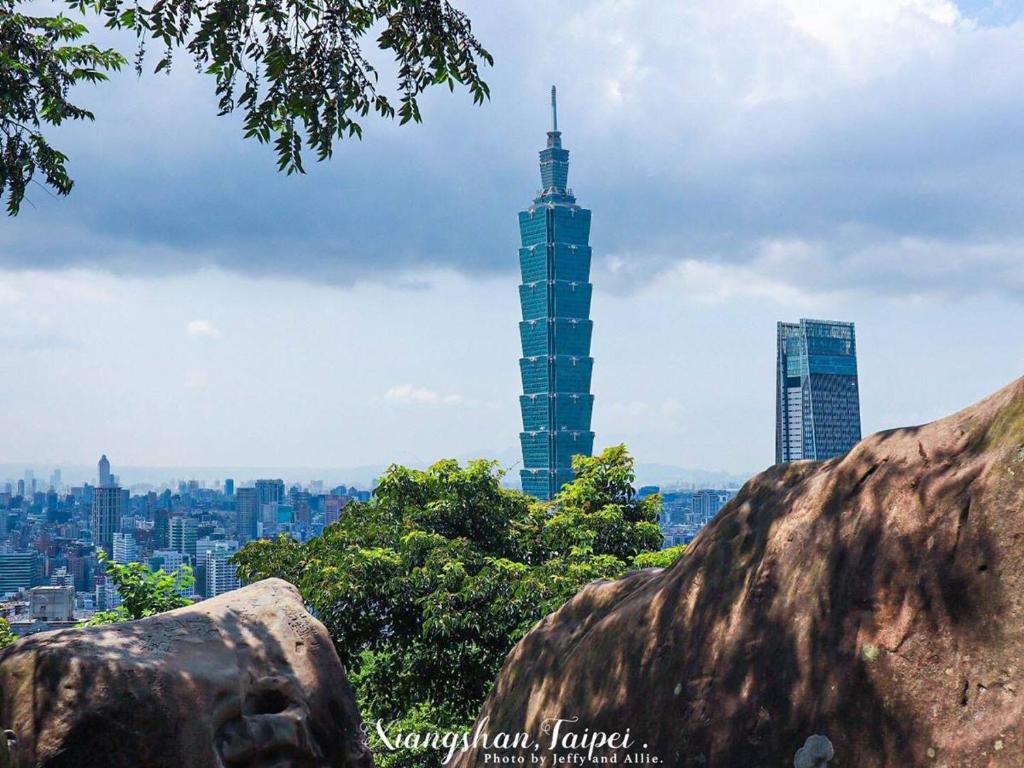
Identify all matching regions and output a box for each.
[255,479,284,509]
[150,550,195,598]
[153,507,170,549]
[169,517,198,559]
[235,487,259,543]
[776,319,862,463]
[111,532,137,564]
[324,494,351,527]
[203,542,240,598]
[91,486,126,555]
[98,455,111,487]
[94,572,121,611]
[517,87,595,501]
[150,549,189,573]
[690,489,738,522]
[224,478,234,497]
[290,490,311,524]
[0,551,40,594]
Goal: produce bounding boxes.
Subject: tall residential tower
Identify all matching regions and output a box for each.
[98,454,111,487]
[518,87,595,500]
[776,319,862,463]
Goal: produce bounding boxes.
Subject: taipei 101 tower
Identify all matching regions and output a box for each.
[517,87,596,501]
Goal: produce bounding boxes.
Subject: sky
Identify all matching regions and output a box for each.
[2,0,1024,485]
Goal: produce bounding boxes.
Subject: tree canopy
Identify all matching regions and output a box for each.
[232,445,674,768]
[1,0,490,214]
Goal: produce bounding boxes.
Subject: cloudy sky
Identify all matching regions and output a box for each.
[2,0,1023,483]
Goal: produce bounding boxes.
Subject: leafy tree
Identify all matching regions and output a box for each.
[633,543,686,569]
[1,0,491,214]
[85,550,195,625]
[0,6,124,214]
[232,445,665,768]
[0,617,15,649]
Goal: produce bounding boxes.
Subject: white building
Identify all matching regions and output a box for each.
[169,517,198,558]
[111,532,138,564]
[94,574,122,611]
[203,542,240,599]
[151,549,189,572]
[29,585,75,621]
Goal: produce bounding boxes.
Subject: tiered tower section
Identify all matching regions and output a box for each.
[518,87,595,501]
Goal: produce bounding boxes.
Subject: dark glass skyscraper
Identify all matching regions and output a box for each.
[518,87,595,501]
[776,319,862,463]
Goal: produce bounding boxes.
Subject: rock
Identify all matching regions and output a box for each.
[794,735,834,768]
[0,578,371,768]
[452,378,1024,768]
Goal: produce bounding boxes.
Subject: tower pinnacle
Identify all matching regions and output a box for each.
[551,85,558,132]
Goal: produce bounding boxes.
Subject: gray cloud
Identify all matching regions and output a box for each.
[3,0,1023,298]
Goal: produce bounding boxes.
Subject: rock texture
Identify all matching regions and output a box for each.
[454,378,1024,768]
[0,578,371,768]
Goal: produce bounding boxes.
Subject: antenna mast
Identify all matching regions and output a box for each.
[551,85,558,132]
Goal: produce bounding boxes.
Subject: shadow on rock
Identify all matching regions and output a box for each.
[453,377,1024,768]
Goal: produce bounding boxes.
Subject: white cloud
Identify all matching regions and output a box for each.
[600,252,823,305]
[186,320,223,339]
[0,271,113,305]
[381,384,464,406]
[742,235,1024,300]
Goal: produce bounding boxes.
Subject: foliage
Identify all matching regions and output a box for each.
[233,445,665,768]
[0,2,125,214]
[0,617,15,649]
[2,0,491,214]
[546,445,663,560]
[85,550,194,625]
[633,543,687,569]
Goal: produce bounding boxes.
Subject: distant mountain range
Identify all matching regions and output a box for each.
[630,463,757,490]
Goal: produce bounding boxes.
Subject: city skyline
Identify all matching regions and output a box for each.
[2,1,1023,475]
[0,458,751,493]
[0,450,366,627]
[0,445,741,639]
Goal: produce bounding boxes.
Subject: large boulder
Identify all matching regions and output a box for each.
[0,578,371,768]
[453,378,1024,768]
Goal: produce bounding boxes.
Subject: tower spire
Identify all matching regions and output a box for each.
[539,86,570,194]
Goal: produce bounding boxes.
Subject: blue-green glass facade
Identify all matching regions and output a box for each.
[518,89,595,500]
[776,319,862,463]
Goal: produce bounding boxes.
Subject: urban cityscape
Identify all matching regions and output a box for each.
[0,95,866,636]
[0,452,751,631]
[0,455,373,634]
[1,1,1019,764]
